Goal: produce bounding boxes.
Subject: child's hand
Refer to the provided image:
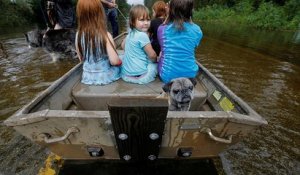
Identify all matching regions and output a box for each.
[157,52,161,62]
[115,59,122,66]
[108,2,116,8]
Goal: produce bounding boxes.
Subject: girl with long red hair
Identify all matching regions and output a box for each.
[76,0,122,85]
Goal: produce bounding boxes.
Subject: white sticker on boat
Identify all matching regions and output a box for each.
[212,90,222,101]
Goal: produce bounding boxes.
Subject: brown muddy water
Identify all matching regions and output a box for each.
[0,23,299,174]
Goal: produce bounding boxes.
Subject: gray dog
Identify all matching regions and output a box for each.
[24,28,77,61]
[162,78,197,111]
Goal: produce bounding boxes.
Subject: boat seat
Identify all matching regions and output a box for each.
[71,78,208,111]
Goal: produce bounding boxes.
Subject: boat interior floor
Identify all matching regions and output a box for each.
[71,78,208,111]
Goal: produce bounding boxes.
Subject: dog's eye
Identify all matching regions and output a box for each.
[173,90,179,94]
[188,86,193,90]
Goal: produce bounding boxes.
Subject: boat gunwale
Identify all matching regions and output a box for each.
[5,109,265,127]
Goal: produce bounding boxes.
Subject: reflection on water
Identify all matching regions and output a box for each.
[0,23,299,174]
[293,25,300,44]
[201,22,300,66]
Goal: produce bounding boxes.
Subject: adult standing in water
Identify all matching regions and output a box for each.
[46,0,76,29]
[101,0,119,38]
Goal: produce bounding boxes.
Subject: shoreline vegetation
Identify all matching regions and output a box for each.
[193,0,300,31]
[0,0,34,27]
[0,0,299,31]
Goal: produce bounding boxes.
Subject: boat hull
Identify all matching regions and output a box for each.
[4,32,267,160]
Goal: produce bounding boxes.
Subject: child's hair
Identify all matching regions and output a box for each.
[76,0,108,61]
[166,0,194,31]
[152,1,167,18]
[129,4,150,29]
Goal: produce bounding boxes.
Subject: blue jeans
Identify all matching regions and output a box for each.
[105,8,119,38]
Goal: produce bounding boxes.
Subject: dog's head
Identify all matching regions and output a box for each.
[24,29,45,48]
[163,78,197,111]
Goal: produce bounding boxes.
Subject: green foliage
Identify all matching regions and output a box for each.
[286,11,300,29]
[193,4,235,21]
[0,0,298,31]
[234,0,253,14]
[246,2,287,29]
[0,0,34,27]
[283,0,300,20]
[194,0,299,30]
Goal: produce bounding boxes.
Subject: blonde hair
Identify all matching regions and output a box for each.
[129,4,150,29]
[76,0,108,61]
[152,1,166,18]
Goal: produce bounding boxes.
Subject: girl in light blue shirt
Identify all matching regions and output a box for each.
[121,5,157,84]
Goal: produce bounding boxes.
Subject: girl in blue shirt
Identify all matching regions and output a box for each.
[76,0,122,85]
[121,4,157,84]
[157,0,203,83]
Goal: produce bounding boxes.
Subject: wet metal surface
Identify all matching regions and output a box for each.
[0,23,299,174]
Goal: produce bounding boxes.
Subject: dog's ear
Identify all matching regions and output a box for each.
[162,82,173,93]
[189,78,197,86]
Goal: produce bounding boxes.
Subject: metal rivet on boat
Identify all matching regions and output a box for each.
[118,133,128,140]
[87,147,104,157]
[148,155,156,160]
[177,147,192,158]
[91,151,98,157]
[149,133,159,140]
[123,155,131,161]
[182,152,191,157]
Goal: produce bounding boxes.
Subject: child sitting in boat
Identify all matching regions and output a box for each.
[75,0,122,85]
[121,4,157,84]
[149,1,167,56]
[157,0,203,83]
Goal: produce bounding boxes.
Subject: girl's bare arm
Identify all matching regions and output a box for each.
[75,32,83,61]
[143,43,157,62]
[106,32,122,65]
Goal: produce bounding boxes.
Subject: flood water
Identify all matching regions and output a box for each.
[199,23,300,174]
[0,27,77,175]
[0,22,299,174]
